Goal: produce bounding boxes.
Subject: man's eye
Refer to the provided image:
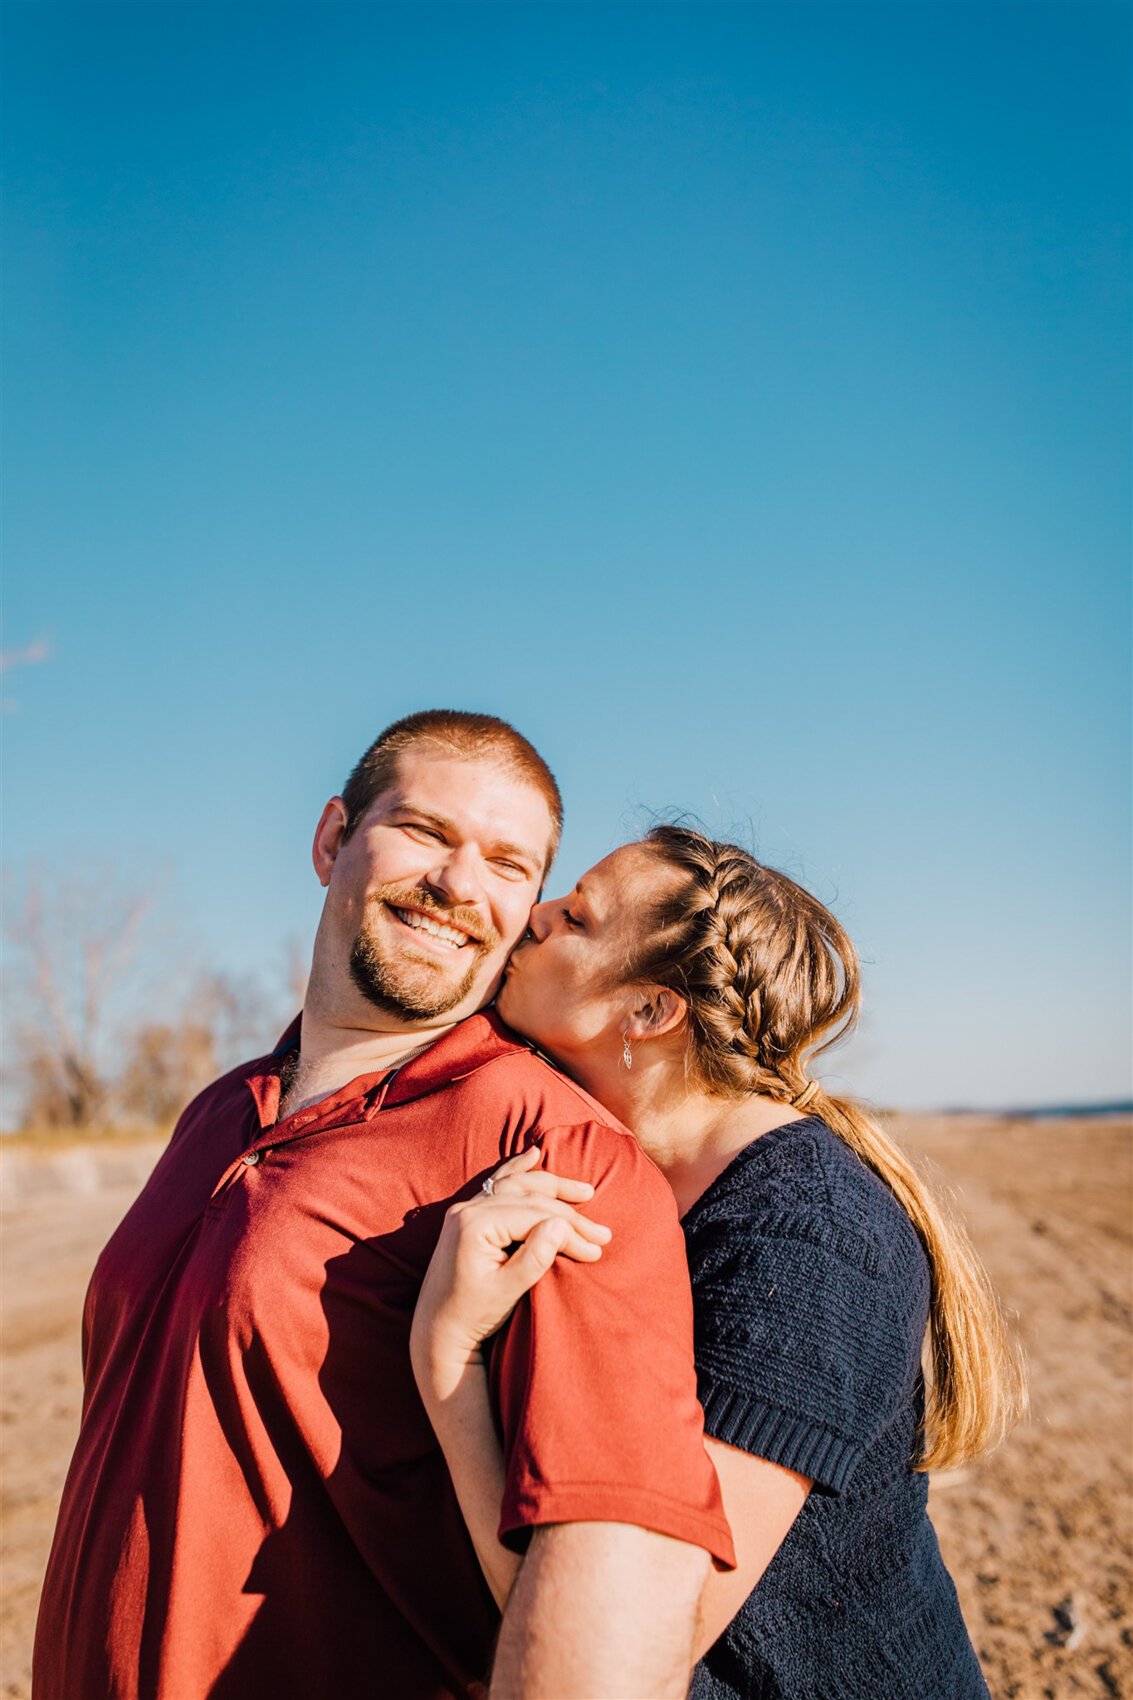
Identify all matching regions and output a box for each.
[405,824,444,841]
[492,860,527,879]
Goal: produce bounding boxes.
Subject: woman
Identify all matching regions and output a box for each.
[410,825,1024,1698]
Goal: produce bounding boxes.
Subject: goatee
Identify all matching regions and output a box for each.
[348,883,499,1021]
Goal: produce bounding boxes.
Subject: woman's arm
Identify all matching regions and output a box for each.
[409,1146,611,1607]
[411,1149,811,1642]
[411,1348,518,1607]
[695,1439,811,1657]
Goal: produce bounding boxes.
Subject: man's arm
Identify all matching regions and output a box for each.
[694,1439,810,1658]
[490,1522,709,1700]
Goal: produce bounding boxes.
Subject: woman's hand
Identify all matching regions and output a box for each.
[410,1145,612,1401]
[407,1146,609,1610]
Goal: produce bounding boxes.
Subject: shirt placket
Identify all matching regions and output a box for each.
[209,1073,397,1203]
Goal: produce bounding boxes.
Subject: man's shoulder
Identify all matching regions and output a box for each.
[484,1049,631,1134]
[441,1015,670,1193]
[441,1012,629,1131]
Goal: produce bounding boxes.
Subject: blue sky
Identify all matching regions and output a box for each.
[4,1,1130,1108]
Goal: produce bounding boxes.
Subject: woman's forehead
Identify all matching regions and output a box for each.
[579,843,675,919]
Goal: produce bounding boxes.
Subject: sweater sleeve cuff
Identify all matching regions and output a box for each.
[698,1375,864,1494]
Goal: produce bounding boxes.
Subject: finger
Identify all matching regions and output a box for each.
[493,1169,595,1204]
[490,1193,611,1244]
[528,1216,570,1261]
[510,1218,603,1264]
[486,1217,598,1271]
[489,1146,544,1183]
[501,1215,607,1293]
[549,1227,605,1262]
[466,1197,612,1256]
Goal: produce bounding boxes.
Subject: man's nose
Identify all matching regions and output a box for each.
[428,843,486,909]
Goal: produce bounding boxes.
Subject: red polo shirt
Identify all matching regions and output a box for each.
[33,1012,733,1700]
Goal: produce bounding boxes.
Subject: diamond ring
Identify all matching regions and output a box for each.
[481,1174,496,1196]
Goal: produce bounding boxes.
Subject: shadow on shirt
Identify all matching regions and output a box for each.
[202,1177,500,1700]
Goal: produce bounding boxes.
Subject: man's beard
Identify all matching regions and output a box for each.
[348,881,501,1021]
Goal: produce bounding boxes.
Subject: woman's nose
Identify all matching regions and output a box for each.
[527,898,556,942]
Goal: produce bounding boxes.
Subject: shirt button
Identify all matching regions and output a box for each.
[242,1151,262,1166]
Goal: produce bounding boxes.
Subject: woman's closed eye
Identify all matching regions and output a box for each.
[561,906,584,929]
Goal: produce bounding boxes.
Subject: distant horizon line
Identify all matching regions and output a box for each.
[3,1100,1132,1142]
[914,1099,1132,1120]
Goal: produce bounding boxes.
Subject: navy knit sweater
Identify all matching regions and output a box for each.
[684,1117,989,1700]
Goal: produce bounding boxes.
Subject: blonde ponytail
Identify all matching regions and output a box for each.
[635,824,1027,1471]
[809,1088,1026,1469]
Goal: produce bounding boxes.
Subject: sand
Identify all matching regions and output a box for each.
[1,1115,1130,1699]
[902,1115,1133,1700]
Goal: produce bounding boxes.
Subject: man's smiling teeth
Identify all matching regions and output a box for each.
[391,906,473,949]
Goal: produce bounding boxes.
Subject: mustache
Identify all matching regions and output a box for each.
[369,882,501,951]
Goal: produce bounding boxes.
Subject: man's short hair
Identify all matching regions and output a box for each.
[341,709,563,865]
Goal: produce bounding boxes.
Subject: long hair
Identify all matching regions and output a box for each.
[632,824,1026,1471]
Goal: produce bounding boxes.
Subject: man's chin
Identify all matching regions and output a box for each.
[349,942,507,1025]
[349,960,470,1023]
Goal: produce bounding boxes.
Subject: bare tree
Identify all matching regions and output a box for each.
[116,1020,218,1126]
[116,969,285,1126]
[3,866,304,1134]
[2,867,160,1129]
[192,968,284,1073]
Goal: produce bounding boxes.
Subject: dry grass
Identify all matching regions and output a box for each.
[2,1114,1130,1699]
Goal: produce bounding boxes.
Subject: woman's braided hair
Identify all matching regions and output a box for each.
[631,823,1026,1471]
[631,825,856,1101]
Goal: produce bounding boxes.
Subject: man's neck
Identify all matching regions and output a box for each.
[277,1005,465,1120]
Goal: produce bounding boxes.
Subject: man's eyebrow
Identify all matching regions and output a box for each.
[491,839,543,867]
[394,806,543,870]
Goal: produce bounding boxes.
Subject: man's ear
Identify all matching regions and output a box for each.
[627,987,688,1041]
[312,798,349,888]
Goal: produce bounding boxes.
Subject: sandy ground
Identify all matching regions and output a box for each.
[1,1115,1130,1699]
[901,1115,1133,1700]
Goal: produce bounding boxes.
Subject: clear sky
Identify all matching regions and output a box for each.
[4,1,1130,1109]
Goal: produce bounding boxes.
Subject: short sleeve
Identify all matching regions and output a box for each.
[690,1217,929,1494]
[488,1121,736,1569]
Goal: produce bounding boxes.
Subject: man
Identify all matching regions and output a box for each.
[34,710,733,1700]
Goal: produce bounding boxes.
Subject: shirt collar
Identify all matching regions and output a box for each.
[381,1008,528,1107]
[243,1007,529,1129]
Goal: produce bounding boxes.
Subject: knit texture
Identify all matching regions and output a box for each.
[684,1118,990,1700]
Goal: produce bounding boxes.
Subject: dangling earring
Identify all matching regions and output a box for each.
[622,1034,633,1071]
